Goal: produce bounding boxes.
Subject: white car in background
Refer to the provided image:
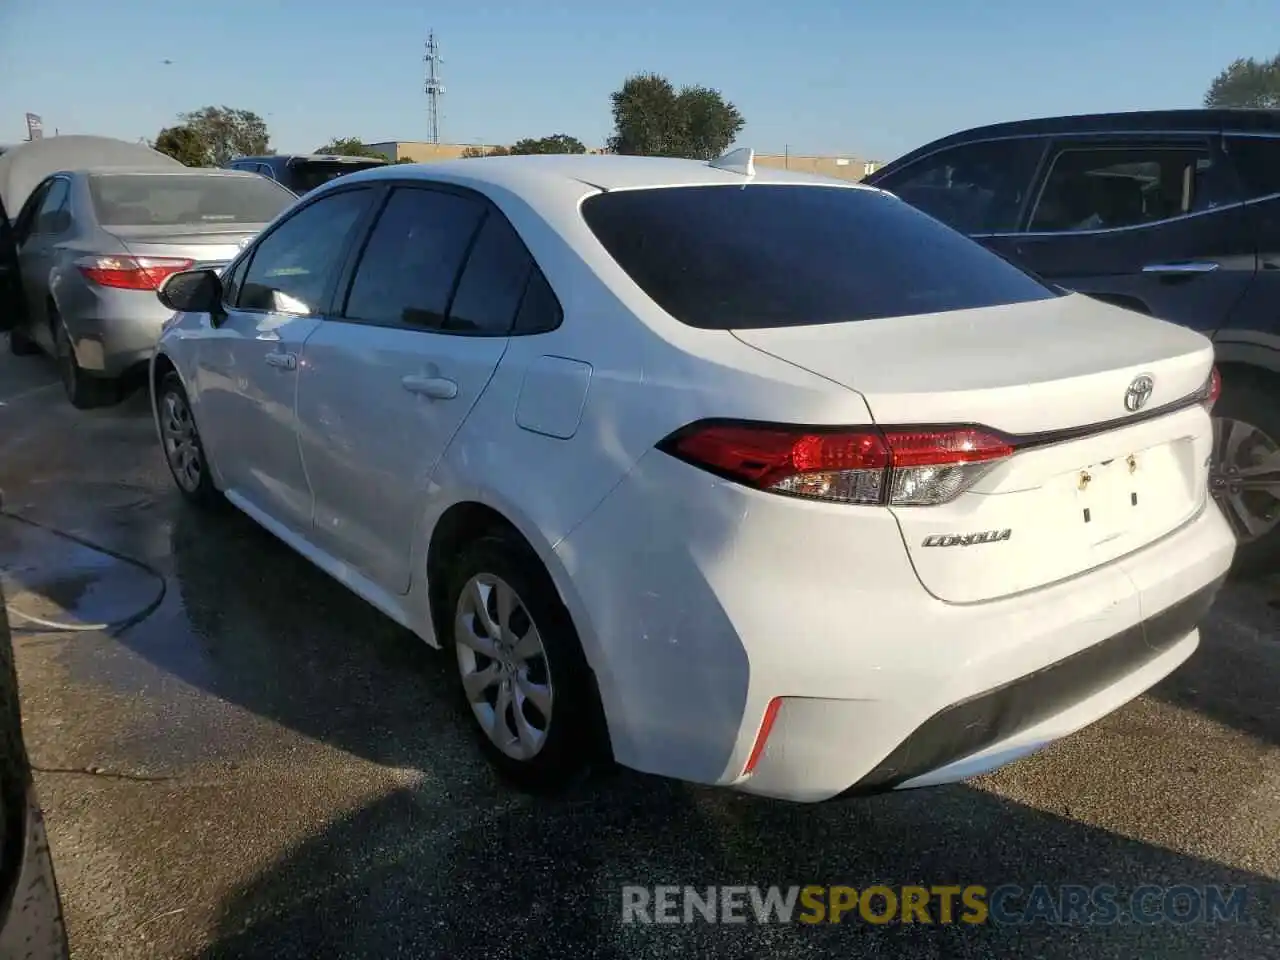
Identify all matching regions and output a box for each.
[147,151,1234,802]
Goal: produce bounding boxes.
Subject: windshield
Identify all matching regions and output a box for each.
[288,160,386,194]
[581,184,1059,330]
[88,173,295,226]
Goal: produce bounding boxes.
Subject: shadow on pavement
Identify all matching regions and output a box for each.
[193,774,1279,960]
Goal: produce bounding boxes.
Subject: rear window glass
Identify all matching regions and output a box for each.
[289,160,386,194]
[581,184,1058,330]
[89,174,294,227]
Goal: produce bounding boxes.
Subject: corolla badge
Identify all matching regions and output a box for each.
[1124,374,1154,412]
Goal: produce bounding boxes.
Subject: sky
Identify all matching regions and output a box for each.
[2,0,1279,164]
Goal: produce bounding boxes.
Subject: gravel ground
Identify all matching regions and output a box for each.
[1,342,1277,959]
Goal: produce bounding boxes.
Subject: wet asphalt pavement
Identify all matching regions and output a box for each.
[1,342,1278,959]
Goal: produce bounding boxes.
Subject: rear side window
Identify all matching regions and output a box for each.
[581,185,1056,330]
[445,211,532,334]
[1226,137,1280,199]
[89,174,295,226]
[343,187,485,328]
[289,160,387,194]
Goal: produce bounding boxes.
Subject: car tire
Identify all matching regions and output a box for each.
[52,312,116,410]
[156,371,223,509]
[446,532,607,792]
[1211,368,1280,578]
[6,329,38,357]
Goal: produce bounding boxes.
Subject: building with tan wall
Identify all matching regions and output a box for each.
[368,141,881,180]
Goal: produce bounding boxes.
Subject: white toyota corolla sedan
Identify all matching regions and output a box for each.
[149,151,1235,802]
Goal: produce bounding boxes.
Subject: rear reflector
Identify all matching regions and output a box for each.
[1205,366,1222,411]
[659,421,1014,506]
[76,255,194,291]
[743,697,782,776]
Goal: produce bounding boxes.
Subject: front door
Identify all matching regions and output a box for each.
[990,137,1255,334]
[194,185,376,533]
[0,191,25,333]
[296,184,533,593]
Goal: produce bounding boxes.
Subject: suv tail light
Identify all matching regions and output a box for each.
[658,421,1014,507]
[76,255,194,291]
[1203,366,1222,411]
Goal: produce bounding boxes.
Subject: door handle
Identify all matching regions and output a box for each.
[1141,262,1220,275]
[401,374,458,399]
[264,351,297,370]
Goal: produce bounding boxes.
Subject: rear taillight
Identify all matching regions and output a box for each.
[76,255,194,291]
[658,421,1014,506]
[1204,366,1222,411]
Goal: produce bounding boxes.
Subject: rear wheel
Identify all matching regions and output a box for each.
[52,311,116,409]
[156,371,223,508]
[1210,369,1280,577]
[446,532,605,791]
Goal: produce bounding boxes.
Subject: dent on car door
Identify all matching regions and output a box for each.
[1004,138,1254,333]
[194,186,376,531]
[296,185,527,593]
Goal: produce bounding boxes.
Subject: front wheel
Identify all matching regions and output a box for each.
[1210,370,1280,577]
[446,533,606,791]
[156,371,223,509]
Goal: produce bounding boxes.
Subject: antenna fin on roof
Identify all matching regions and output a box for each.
[708,147,754,177]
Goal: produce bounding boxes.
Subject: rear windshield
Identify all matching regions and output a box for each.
[580,184,1058,330]
[88,173,295,227]
[288,160,386,194]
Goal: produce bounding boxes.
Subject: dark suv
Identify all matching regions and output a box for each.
[865,109,1280,573]
[226,154,387,195]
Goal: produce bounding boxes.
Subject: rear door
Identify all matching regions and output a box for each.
[296,184,526,593]
[16,176,71,344]
[999,136,1254,334]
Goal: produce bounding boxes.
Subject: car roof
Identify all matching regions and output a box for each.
[334,152,878,194]
[871,108,1280,178]
[76,166,264,178]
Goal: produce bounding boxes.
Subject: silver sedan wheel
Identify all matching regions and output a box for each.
[160,390,202,493]
[455,573,554,761]
[1210,415,1280,544]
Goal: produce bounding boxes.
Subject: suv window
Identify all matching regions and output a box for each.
[1225,136,1280,199]
[288,160,387,194]
[343,187,485,329]
[581,184,1057,331]
[1029,146,1215,233]
[237,188,371,315]
[876,138,1043,233]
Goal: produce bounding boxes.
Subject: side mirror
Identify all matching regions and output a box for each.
[157,269,223,314]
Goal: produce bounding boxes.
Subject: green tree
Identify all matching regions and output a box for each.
[153,124,210,166]
[1205,53,1280,108]
[179,105,271,166]
[315,137,389,159]
[608,73,744,160]
[509,134,587,155]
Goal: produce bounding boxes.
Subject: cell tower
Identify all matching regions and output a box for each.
[423,30,445,144]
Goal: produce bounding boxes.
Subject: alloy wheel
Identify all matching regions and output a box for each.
[1210,415,1280,544]
[455,573,554,761]
[160,390,203,493]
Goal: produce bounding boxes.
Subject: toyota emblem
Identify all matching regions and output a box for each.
[1124,374,1154,412]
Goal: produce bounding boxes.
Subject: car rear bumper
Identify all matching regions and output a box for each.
[553,450,1235,802]
[61,291,170,378]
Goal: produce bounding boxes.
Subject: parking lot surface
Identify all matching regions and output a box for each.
[1,344,1278,959]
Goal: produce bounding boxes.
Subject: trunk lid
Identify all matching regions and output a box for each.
[731,294,1215,603]
[108,224,268,271]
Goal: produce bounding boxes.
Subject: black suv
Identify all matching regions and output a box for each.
[865,109,1280,574]
[225,154,388,196]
